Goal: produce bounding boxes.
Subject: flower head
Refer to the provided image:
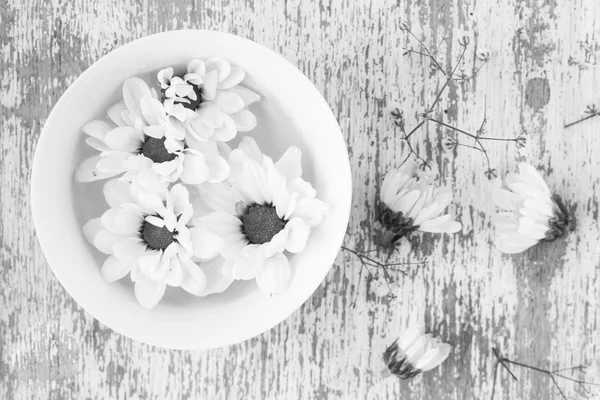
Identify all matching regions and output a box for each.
[75,77,230,192]
[492,162,572,254]
[383,325,451,380]
[82,180,232,309]
[194,137,328,297]
[157,58,260,141]
[377,161,461,247]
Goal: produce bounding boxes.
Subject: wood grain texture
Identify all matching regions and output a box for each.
[2,0,600,399]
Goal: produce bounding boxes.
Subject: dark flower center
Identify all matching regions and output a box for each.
[161,76,203,111]
[544,194,574,241]
[383,340,420,380]
[241,204,286,245]
[141,137,177,163]
[142,220,175,250]
[377,204,420,248]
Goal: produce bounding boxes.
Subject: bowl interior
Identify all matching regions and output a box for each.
[32,30,351,349]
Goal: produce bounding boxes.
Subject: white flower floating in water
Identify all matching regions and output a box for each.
[383,325,452,379]
[75,77,230,193]
[82,180,232,309]
[377,161,461,247]
[157,58,260,139]
[76,58,328,308]
[491,162,572,254]
[194,137,328,297]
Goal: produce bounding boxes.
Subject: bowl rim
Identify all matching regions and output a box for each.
[31,29,352,349]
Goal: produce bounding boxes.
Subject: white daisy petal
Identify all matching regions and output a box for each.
[104,127,145,153]
[123,77,152,122]
[196,256,234,296]
[292,198,328,228]
[519,163,551,196]
[138,250,162,276]
[82,218,104,245]
[211,114,237,142]
[275,146,302,181]
[189,226,225,259]
[93,230,127,255]
[107,102,128,126]
[134,279,166,310]
[180,152,210,185]
[415,343,452,372]
[96,152,129,172]
[113,237,147,260]
[163,257,183,287]
[75,155,121,182]
[85,137,110,152]
[204,153,230,183]
[201,70,219,101]
[225,85,260,106]
[101,207,142,234]
[231,109,257,132]
[213,91,245,114]
[217,67,245,89]
[418,214,462,233]
[495,233,538,254]
[101,255,133,282]
[205,57,231,81]
[255,253,292,297]
[231,254,261,280]
[82,120,112,140]
[284,218,311,253]
[179,259,208,296]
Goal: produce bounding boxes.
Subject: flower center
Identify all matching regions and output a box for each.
[142,221,175,250]
[161,77,203,111]
[377,205,420,247]
[545,194,573,241]
[141,137,177,163]
[241,204,286,245]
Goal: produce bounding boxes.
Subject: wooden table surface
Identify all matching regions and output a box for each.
[2,0,600,399]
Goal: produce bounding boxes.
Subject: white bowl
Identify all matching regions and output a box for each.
[31,30,351,349]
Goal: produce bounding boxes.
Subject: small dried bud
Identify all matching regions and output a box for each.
[515,135,527,149]
[585,104,598,115]
[442,136,457,150]
[477,49,491,62]
[458,36,470,47]
[400,22,409,31]
[383,326,452,380]
[485,168,497,180]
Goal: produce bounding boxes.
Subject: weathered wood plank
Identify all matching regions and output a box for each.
[1,0,600,399]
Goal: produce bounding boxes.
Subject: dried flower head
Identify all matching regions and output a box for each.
[377,161,461,247]
[492,163,573,254]
[383,325,452,380]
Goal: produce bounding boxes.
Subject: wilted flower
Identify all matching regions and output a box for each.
[194,137,328,297]
[82,181,232,309]
[383,325,452,380]
[377,161,461,247]
[492,162,572,254]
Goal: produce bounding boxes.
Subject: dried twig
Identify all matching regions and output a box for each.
[341,245,426,306]
[491,347,600,400]
[394,26,523,178]
[565,104,599,128]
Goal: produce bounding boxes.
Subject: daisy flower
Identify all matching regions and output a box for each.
[75,77,230,192]
[377,161,461,247]
[157,58,260,144]
[383,325,452,380]
[491,162,572,254]
[82,180,232,309]
[193,137,328,297]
